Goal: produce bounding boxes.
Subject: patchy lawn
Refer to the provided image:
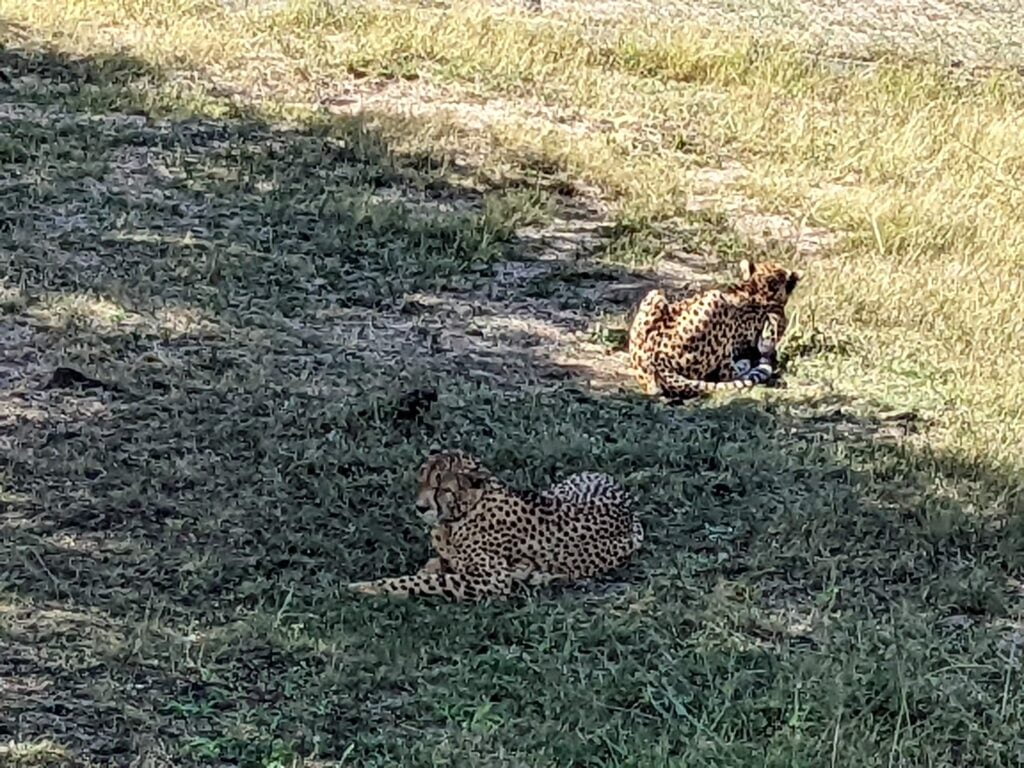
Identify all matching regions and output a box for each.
[1,1,1022,766]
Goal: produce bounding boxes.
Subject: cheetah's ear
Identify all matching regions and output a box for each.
[460,469,490,502]
[786,270,801,293]
[739,259,756,280]
[459,485,486,518]
[437,471,486,522]
[460,469,489,490]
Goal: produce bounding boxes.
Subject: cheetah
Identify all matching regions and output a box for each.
[347,451,643,601]
[628,258,801,399]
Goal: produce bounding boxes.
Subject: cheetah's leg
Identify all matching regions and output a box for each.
[348,569,515,601]
[519,571,567,587]
[709,357,746,381]
[628,289,671,395]
[650,356,706,398]
[506,559,571,587]
[757,310,788,366]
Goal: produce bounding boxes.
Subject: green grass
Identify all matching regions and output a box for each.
[1,1,1023,766]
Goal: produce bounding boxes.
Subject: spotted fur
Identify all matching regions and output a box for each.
[347,452,643,601]
[628,259,801,399]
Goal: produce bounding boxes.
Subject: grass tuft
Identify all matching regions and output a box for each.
[1,0,1022,765]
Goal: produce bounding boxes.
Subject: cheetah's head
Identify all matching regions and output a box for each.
[739,259,801,303]
[414,451,492,525]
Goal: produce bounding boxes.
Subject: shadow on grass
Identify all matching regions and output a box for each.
[1,41,1022,768]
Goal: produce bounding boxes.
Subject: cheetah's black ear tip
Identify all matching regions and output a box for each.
[463,469,490,488]
[787,271,802,292]
[739,259,756,279]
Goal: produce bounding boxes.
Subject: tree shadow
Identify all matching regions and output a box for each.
[1,38,1022,768]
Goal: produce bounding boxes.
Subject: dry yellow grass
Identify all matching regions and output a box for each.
[6,0,1023,474]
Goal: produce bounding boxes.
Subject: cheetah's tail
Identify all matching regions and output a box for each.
[660,359,774,399]
[630,517,645,548]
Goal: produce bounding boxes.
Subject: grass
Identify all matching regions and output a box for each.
[1,0,1022,765]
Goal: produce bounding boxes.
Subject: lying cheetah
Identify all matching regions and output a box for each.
[347,451,643,601]
[628,259,801,399]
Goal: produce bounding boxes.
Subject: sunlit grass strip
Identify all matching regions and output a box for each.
[3,0,1023,472]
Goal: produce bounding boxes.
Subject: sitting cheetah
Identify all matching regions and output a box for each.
[347,451,643,601]
[628,258,801,399]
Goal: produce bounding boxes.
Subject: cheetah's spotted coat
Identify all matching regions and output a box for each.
[348,452,643,601]
[628,259,801,398]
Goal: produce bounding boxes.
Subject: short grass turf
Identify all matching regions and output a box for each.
[1,2,1023,766]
